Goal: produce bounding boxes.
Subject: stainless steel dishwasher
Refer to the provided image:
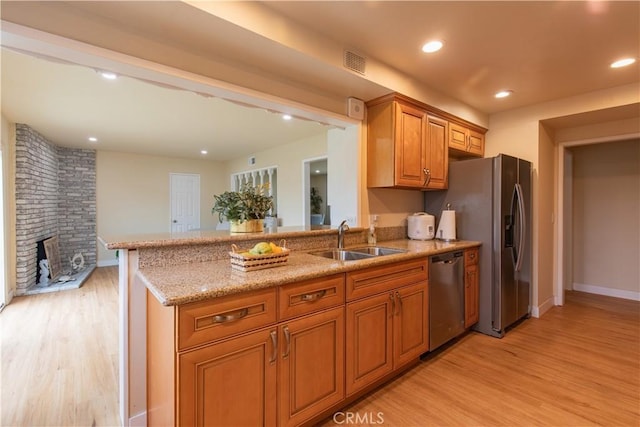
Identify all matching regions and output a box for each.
[429,251,465,350]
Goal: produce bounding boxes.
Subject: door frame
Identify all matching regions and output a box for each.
[301,156,328,226]
[554,132,639,306]
[0,148,5,311]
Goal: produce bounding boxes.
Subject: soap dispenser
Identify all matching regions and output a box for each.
[368,216,377,245]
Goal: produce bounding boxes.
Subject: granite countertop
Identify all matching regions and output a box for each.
[100,225,349,250]
[137,239,481,306]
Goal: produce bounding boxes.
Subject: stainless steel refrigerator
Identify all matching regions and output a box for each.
[425,154,532,338]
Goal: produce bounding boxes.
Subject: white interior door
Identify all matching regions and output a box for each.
[170,173,200,233]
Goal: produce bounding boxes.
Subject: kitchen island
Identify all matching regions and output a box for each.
[101,226,480,427]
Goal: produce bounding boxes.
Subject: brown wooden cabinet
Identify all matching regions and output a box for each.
[366,94,448,190]
[178,327,277,427]
[147,275,346,427]
[464,248,479,327]
[279,307,344,427]
[345,260,429,396]
[449,122,485,158]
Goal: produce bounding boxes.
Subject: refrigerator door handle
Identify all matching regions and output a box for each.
[514,183,526,272]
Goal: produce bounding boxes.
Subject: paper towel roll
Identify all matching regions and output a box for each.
[436,209,456,241]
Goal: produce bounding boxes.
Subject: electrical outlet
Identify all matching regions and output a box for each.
[346,216,357,226]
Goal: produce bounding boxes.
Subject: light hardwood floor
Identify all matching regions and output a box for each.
[1,267,120,427]
[319,291,640,426]
[1,268,638,427]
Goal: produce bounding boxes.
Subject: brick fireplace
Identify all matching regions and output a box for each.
[15,124,97,295]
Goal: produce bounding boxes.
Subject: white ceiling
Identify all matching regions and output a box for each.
[1,1,638,160]
[0,48,333,161]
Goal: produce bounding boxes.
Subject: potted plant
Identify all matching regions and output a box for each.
[310,187,324,225]
[212,184,274,232]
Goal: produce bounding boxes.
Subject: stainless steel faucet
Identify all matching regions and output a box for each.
[337,220,350,249]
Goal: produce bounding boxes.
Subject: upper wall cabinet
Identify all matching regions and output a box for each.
[366,94,448,190]
[366,93,487,190]
[449,122,485,158]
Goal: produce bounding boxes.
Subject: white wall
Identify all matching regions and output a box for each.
[571,140,640,299]
[327,126,359,226]
[226,132,328,226]
[96,151,227,265]
[0,114,16,305]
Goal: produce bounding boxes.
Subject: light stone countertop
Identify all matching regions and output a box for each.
[137,239,481,306]
[100,225,344,250]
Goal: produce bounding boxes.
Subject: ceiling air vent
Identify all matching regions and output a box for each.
[344,50,366,75]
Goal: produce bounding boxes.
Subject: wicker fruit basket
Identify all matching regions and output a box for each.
[229,240,290,272]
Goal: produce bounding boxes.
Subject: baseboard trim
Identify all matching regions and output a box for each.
[129,411,147,427]
[573,283,640,301]
[532,295,555,318]
[98,259,119,267]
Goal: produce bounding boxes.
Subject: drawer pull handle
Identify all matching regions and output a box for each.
[269,330,278,364]
[300,289,327,302]
[422,168,431,187]
[283,326,291,359]
[213,308,249,324]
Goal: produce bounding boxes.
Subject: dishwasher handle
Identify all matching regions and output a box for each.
[430,251,464,264]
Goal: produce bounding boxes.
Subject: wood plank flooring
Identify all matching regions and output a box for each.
[1,268,638,427]
[319,291,640,426]
[1,267,120,427]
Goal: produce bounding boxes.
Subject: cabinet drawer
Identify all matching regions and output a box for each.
[464,248,479,267]
[178,288,277,351]
[346,259,428,301]
[278,274,345,320]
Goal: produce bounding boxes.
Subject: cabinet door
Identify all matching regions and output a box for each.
[345,293,394,396]
[448,122,468,151]
[279,307,345,427]
[425,115,448,189]
[393,281,429,368]
[465,264,479,327]
[468,129,485,156]
[394,101,427,188]
[178,328,277,427]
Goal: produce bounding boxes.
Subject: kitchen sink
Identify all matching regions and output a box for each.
[310,246,407,261]
[310,249,376,261]
[349,246,408,256]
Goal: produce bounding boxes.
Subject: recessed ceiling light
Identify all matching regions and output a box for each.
[200,150,208,155]
[610,58,636,68]
[421,40,443,53]
[495,90,513,99]
[315,169,321,174]
[88,137,98,142]
[100,71,118,80]
[282,114,292,121]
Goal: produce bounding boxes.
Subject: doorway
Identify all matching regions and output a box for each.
[302,157,328,226]
[556,135,640,305]
[170,173,201,232]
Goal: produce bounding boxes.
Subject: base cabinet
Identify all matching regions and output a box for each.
[345,292,394,394]
[148,275,346,427]
[178,328,277,427]
[345,259,429,397]
[279,307,344,427]
[147,258,437,426]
